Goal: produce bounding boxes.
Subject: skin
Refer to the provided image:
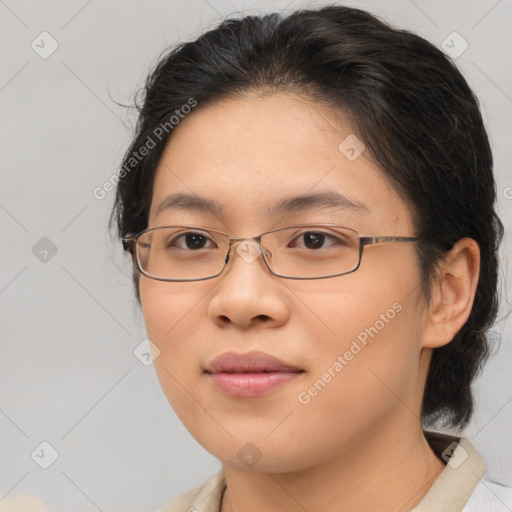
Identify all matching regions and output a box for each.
[139,91,480,511]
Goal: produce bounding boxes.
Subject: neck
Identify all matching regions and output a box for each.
[220,418,445,512]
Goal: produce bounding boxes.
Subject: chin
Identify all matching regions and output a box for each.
[194,430,324,474]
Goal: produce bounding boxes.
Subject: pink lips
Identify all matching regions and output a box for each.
[205,351,304,397]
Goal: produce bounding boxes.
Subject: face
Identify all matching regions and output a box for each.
[140,92,431,473]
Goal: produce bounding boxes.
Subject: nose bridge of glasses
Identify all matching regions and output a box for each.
[226,235,272,265]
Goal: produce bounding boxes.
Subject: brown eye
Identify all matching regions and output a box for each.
[290,231,343,250]
[169,232,216,250]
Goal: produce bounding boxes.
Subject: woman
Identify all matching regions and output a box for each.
[111,5,509,511]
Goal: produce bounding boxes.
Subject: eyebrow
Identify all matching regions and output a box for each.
[154,191,371,219]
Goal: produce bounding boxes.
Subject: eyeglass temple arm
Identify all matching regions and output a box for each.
[360,235,424,246]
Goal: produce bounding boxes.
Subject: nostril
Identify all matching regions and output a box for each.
[218,314,270,325]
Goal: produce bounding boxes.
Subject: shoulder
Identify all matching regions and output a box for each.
[462,478,512,512]
[153,469,226,512]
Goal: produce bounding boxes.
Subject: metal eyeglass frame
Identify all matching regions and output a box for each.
[122,223,424,282]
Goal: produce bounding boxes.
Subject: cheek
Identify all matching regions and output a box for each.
[306,279,425,416]
[139,279,205,407]
[139,278,207,339]
[322,302,420,394]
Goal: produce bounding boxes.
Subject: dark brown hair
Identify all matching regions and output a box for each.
[110,4,503,430]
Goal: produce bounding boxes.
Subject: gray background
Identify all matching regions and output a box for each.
[1,0,511,511]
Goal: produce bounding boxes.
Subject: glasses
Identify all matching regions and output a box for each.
[122,224,423,282]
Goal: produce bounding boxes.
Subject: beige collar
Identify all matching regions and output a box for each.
[411,431,486,511]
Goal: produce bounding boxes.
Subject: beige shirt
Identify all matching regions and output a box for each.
[154,431,511,512]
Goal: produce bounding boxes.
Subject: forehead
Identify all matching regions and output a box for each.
[149,92,413,233]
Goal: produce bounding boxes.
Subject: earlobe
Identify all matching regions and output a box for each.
[422,238,480,349]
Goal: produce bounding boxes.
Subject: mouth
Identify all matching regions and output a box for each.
[204,351,305,397]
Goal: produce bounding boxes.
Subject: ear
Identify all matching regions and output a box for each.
[422,238,480,349]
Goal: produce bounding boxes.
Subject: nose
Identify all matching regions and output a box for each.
[207,239,290,329]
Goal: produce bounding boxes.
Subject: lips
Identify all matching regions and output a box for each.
[205,351,304,397]
[206,351,303,374]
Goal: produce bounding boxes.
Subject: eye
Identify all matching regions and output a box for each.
[289,231,345,250]
[169,231,217,250]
